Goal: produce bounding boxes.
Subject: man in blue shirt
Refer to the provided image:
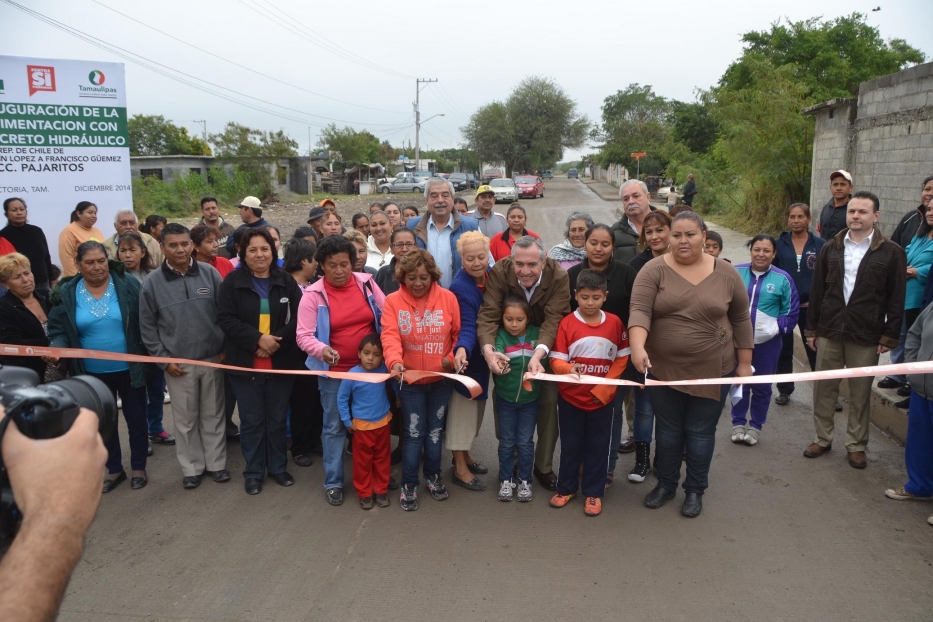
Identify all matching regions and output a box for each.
[407,178,478,288]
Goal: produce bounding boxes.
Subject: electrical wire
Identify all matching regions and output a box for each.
[89,0,406,115]
[436,83,472,120]
[1,0,404,128]
[236,0,414,80]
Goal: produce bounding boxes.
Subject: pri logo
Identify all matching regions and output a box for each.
[27,65,56,96]
[88,70,105,85]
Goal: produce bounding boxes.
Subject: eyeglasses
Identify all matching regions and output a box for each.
[393,241,416,249]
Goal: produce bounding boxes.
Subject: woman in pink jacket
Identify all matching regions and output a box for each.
[382,249,461,511]
[296,236,385,507]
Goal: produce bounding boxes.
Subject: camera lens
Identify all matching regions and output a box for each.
[47,376,117,442]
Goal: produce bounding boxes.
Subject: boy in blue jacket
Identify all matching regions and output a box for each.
[337,334,393,510]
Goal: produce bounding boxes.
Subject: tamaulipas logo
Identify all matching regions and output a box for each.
[79,69,117,99]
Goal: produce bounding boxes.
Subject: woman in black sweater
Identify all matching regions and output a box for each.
[0,253,52,380]
[0,198,54,294]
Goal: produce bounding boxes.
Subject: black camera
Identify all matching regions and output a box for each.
[0,366,117,550]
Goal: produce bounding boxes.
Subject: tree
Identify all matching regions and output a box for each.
[316,124,381,166]
[593,84,670,175]
[128,114,211,156]
[668,100,718,155]
[721,13,925,102]
[208,122,298,200]
[462,77,588,175]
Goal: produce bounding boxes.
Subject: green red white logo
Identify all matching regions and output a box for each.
[88,70,105,86]
[27,65,56,96]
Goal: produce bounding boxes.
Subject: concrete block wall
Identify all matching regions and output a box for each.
[806,62,933,235]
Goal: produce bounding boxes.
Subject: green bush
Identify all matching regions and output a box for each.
[132,165,265,218]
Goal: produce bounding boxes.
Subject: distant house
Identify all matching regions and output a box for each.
[130,155,326,194]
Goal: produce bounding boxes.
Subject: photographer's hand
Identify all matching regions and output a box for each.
[0,407,107,622]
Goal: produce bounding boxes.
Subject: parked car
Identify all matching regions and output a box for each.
[413,170,436,179]
[465,173,479,189]
[379,177,426,194]
[448,173,469,191]
[489,178,518,203]
[541,170,554,179]
[567,168,579,179]
[515,175,545,199]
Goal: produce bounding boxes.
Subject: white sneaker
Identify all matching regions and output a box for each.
[163,390,171,404]
[498,479,515,502]
[731,425,746,443]
[743,428,760,446]
[516,480,532,502]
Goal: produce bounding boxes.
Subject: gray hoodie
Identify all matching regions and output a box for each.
[906,302,933,400]
[139,260,225,367]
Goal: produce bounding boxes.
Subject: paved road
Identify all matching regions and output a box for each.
[61,178,932,621]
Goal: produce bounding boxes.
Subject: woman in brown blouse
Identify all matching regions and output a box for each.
[628,211,754,518]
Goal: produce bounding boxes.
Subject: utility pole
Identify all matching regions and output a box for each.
[414,78,437,170]
[192,120,207,142]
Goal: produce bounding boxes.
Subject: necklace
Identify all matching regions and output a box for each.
[78,278,114,319]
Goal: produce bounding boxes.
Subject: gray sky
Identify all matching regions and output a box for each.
[3,0,931,163]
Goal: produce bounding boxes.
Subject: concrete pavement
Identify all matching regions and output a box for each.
[58,177,933,622]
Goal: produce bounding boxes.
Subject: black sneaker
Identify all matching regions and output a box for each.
[326,487,344,506]
[877,378,905,389]
[359,495,374,510]
[774,393,790,406]
[400,483,418,511]
[897,385,912,397]
[375,493,390,508]
[425,474,449,501]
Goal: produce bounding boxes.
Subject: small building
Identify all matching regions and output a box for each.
[804,61,933,233]
[130,155,325,195]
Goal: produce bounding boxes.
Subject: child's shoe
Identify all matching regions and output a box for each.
[549,493,575,508]
[516,480,532,502]
[584,496,602,516]
[375,493,390,508]
[498,479,515,502]
[359,496,373,510]
[400,484,418,511]
[425,474,449,501]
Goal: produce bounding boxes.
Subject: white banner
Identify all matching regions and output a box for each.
[0,55,131,264]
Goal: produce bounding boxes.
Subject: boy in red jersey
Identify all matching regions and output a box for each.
[548,269,630,516]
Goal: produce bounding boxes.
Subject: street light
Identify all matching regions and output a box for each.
[415,113,445,170]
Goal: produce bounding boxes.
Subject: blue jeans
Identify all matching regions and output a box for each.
[229,373,293,480]
[319,376,346,490]
[905,391,933,498]
[400,380,452,486]
[649,380,730,495]
[145,363,166,435]
[495,395,538,482]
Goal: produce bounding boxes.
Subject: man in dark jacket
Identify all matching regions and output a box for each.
[225,196,271,256]
[681,173,697,206]
[140,223,228,489]
[200,196,237,259]
[804,191,906,468]
[611,180,654,264]
[818,170,854,240]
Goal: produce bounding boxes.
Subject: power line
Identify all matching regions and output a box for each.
[89,0,406,115]
[235,0,413,80]
[1,1,404,128]
[437,83,471,120]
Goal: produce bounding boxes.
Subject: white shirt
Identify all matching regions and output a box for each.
[843,229,873,304]
[366,236,393,271]
[427,215,454,288]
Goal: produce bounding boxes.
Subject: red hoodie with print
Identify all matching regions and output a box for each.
[381,281,461,383]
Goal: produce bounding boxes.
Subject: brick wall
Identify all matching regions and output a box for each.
[805,62,933,235]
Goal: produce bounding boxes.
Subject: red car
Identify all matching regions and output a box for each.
[515,175,545,199]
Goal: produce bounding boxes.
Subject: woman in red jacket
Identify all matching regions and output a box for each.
[382,249,461,511]
[489,203,540,262]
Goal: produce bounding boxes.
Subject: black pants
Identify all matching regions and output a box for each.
[288,376,324,457]
[94,370,148,474]
[649,381,730,495]
[776,306,817,395]
[224,373,238,436]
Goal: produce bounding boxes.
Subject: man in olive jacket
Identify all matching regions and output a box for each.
[477,236,570,490]
[804,191,906,468]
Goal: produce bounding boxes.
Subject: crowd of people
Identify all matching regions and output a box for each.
[0,170,931,525]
